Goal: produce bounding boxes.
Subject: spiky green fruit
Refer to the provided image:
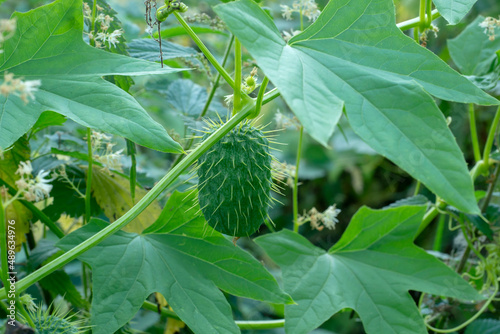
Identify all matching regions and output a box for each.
[33,315,79,334]
[197,121,273,237]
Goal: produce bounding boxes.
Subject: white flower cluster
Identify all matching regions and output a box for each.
[479,16,500,41]
[94,29,124,49]
[15,161,53,202]
[91,131,124,172]
[281,0,321,22]
[0,19,16,54]
[84,2,123,49]
[302,205,341,231]
[0,72,41,104]
[419,24,439,47]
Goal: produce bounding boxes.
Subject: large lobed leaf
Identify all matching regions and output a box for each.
[215,0,500,214]
[0,0,183,153]
[256,205,483,334]
[57,190,292,334]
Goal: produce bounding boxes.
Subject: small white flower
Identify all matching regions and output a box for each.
[99,149,124,171]
[281,5,294,20]
[224,94,234,106]
[15,163,54,202]
[0,19,16,33]
[302,0,320,21]
[92,29,123,49]
[0,18,16,44]
[281,1,321,23]
[305,204,341,231]
[32,169,54,201]
[321,205,340,229]
[95,13,106,23]
[479,16,500,41]
[0,72,41,103]
[16,161,33,176]
[83,3,92,18]
[145,25,153,35]
[18,79,41,102]
[107,29,123,48]
[91,131,124,172]
[15,178,29,191]
[96,13,114,31]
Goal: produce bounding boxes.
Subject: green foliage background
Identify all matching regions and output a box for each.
[1,0,500,333]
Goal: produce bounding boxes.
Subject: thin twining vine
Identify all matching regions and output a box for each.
[418,210,499,333]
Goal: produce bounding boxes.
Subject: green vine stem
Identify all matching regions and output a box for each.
[173,11,235,89]
[456,246,472,275]
[459,226,485,264]
[262,87,280,105]
[482,106,500,168]
[413,181,421,196]
[236,319,285,330]
[469,104,482,164]
[418,0,427,31]
[253,76,269,118]
[0,104,255,300]
[142,301,285,329]
[397,9,440,30]
[233,38,242,114]
[90,0,97,47]
[482,164,500,212]
[426,0,433,26]
[293,126,304,233]
[84,129,94,300]
[85,127,93,224]
[413,28,419,43]
[126,139,137,203]
[416,199,445,237]
[432,214,445,251]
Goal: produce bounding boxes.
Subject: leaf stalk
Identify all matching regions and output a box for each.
[293,126,304,233]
